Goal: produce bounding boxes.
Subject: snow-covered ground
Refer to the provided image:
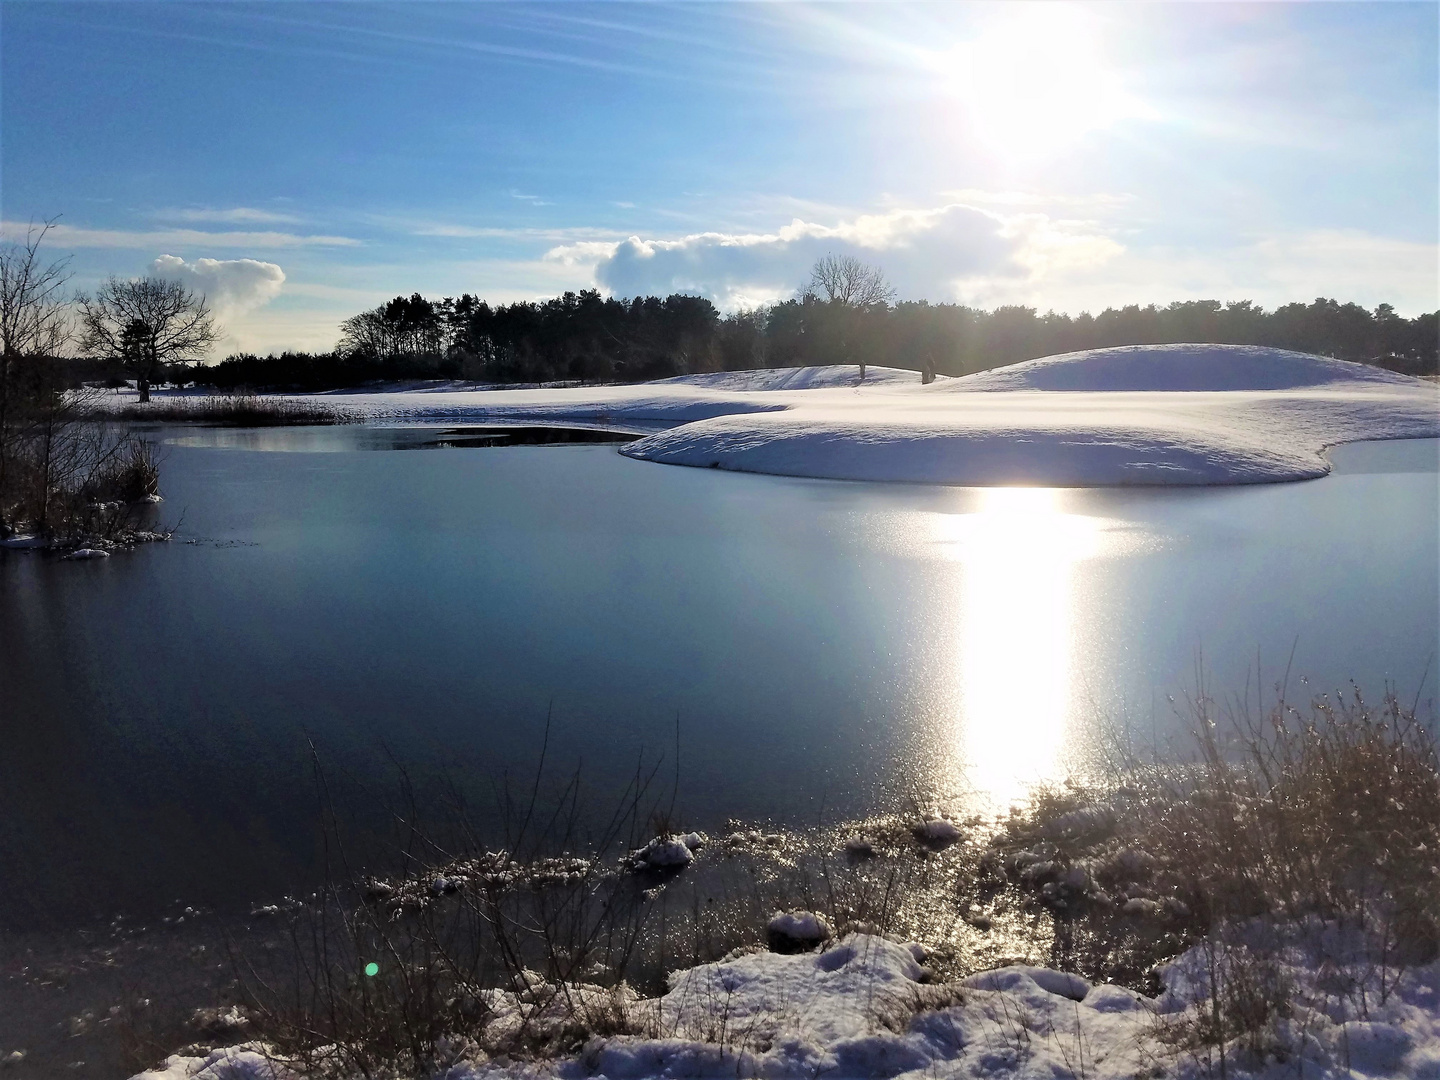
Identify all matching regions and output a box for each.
[133,927,1440,1080]
[276,346,1438,486]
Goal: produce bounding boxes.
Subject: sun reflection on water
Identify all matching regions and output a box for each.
[938,488,1105,810]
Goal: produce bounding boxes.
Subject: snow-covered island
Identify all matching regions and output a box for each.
[293,344,1440,486]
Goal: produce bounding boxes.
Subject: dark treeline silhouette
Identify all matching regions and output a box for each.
[195,291,1438,392]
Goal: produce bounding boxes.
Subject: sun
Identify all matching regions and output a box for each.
[944,5,1132,157]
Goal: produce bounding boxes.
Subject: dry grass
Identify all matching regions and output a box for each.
[989,682,1439,1069]
[108,393,359,426]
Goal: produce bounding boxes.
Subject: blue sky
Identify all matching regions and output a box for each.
[3,1,1435,354]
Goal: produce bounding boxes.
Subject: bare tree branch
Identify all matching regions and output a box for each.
[0,218,72,360]
[807,254,894,307]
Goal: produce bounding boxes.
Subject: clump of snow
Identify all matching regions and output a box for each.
[766,910,833,952]
[720,829,787,851]
[189,1005,253,1038]
[63,547,110,560]
[625,833,704,871]
[0,534,47,550]
[843,835,876,860]
[914,818,962,847]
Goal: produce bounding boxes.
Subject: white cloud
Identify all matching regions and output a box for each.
[546,202,1120,310]
[150,255,286,320]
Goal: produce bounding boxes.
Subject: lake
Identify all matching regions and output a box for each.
[1,428,1436,930]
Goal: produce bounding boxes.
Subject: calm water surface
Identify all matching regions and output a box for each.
[2,428,1436,929]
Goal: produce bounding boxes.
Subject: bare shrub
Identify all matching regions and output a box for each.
[1,362,168,544]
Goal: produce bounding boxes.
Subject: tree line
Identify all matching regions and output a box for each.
[8,239,1437,396]
[202,267,1437,391]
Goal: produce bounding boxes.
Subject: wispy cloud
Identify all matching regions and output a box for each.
[151,206,304,225]
[408,222,621,242]
[0,221,359,249]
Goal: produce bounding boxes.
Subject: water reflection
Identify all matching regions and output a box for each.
[940,489,1105,808]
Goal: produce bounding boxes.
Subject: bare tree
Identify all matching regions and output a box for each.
[0,220,72,518]
[78,276,219,402]
[804,254,893,382]
[807,254,895,308]
[0,220,72,360]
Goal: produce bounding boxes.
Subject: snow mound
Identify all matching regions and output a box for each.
[963,964,1090,1001]
[650,365,925,391]
[64,547,110,560]
[951,343,1418,392]
[295,345,1439,486]
[766,910,834,947]
[626,834,698,870]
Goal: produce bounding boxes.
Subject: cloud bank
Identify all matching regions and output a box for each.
[540,199,1433,316]
[547,202,1121,310]
[151,254,286,319]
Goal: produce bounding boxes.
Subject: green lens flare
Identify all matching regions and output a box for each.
[364,962,379,977]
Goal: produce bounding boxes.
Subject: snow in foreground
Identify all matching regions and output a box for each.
[290,345,1439,486]
[134,928,1439,1080]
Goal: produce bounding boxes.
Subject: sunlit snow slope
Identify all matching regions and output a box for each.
[312,348,1439,486]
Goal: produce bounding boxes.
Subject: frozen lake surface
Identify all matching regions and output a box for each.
[1,428,1435,929]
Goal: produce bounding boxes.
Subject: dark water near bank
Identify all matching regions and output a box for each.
[1,428,1436,930]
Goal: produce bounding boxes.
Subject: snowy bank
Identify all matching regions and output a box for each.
[132,929,1440,1080]
[295,348,1439,487]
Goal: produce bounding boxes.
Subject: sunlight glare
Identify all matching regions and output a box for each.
[944,5,1132,157]
[940,488,1103,808]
